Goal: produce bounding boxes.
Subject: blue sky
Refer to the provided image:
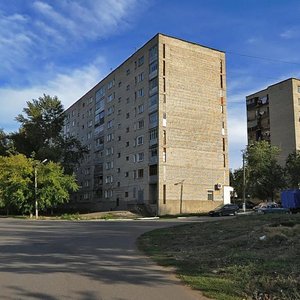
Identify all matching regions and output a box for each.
[1,0,300,169]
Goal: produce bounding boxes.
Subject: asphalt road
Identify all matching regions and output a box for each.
[0,218,211,300]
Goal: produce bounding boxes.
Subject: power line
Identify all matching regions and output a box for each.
[227,51,300,66]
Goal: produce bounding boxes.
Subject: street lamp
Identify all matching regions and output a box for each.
[241,150,246,212]
[174,180,184,214]
[34,159,48,219]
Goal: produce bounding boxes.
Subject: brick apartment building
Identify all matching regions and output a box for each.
[64,33,229,215]
[246,78,300,165]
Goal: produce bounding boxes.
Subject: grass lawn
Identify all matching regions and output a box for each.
[137,214,300,300]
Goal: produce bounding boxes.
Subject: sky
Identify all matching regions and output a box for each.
[1,0,300,169]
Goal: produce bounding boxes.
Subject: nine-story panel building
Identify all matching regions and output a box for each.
[64,33,229,215]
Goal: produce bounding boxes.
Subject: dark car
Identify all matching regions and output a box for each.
[208,204,239,217]
[256,203,290,214]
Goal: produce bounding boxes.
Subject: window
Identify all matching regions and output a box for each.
[117,152,121,158]
[149,77,158,91]
[149,94,158,107]
[149,164,157,176]
[106,147,114,156]
[138,169,144,178]
[105,175,113,184]
[138,119,144,129]
[163,130,166,145]
[163,112,167,127]
[87,132,92,140]
[95,136,104,148]
[208,190,214,201]
[220,75,223,89]
[149,128,158,141]
[163,185,166,204]
[126,127,130,133]
[126,112,130,119]
[126,141,129,147]
[138,56,144,66]
[107,133,114,142]
[107,106,114,115]
[138,104,144,114]
[126,69,130,75]
[108,79,115,89]
[95,110,105,125]
[96,86,105,99]
[84,180,89,187]
[136,135,144,146]
[95,98,105,111]
[126,84,130,91]
[125,172,129,177]
[163,60,166,76]
[137,72,144,82]
[298,98,300,105]
[137,152,144,162]
[149,60,158,74]
[126,156,129,161]
[149,45,158,62]
[125,191,129,197]
[138,88,144,97]
[163,148,166,162]
[298,86,300,93]
[108,93,115,102]
[149,112,158,126]
[107,120,113,129]
[105,161,113,170]
[223,138,226,151]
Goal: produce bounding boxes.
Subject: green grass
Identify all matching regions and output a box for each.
[137,214,300,300]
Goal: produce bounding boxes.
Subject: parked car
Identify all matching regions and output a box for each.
[256,203,290,214]
[253,202,278,211]
[235,200,256,209]
[208,204,239,217]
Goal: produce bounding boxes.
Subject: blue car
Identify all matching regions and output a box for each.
[256,203,290,214]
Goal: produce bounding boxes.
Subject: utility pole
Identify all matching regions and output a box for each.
[34,159,48,219]
[242,150,246,212]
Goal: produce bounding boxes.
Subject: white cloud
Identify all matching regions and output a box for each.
[0,63,104,132]
[280,28,299,39]
[32,0,142,40]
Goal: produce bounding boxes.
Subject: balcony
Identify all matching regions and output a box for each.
[149,69,158,80]
[149,155,158,164]
[149,138,158,147]
[149,175,158,184]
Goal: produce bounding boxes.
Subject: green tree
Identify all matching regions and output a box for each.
[0,129,11,156]
[0,154,78,215]
[285,150,300,188]
[36,161,79,211]
[10,94,87,173]
[246,141,286,201]
[0,154,33,214]
[230,168,246,199]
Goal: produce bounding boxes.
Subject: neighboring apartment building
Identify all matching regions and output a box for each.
[64,33,229,215]
[246,78,300,164]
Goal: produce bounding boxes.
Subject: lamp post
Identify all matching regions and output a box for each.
[174,180,184,214]
[34,159,47,219]
[242,150,246,213]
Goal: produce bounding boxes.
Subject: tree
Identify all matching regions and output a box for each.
[0,129,11,156]
[35,161,79,212]
[246,141,286,201]
[230,168,247,199]
[285,150,300,188]
[0,154,33,214]
[0,154,79,215]
[10,94,87,173]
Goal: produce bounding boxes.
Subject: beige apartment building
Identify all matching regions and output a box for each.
[64,33,229,215]
[247,78,300,165]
